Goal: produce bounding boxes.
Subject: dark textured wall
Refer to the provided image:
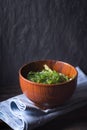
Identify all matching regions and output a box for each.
[0,0,87,86]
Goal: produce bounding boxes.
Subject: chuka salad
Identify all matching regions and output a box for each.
[27,64,70,84]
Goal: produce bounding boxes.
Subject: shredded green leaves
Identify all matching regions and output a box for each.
[27,64,70,84]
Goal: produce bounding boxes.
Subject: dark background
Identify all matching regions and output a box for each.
[0,0,87,87]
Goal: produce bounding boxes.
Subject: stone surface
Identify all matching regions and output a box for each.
[0,0,87,86]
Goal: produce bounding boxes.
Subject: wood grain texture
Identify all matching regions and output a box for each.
[19,60,77,109]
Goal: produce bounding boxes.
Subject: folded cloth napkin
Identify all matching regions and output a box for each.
[0,67,87,130]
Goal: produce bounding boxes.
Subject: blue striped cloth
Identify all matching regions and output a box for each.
[0,67,87,130]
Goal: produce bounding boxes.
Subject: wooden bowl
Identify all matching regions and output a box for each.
[19,60,78,109]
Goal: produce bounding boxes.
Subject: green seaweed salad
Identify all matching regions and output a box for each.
[27,64,70,84]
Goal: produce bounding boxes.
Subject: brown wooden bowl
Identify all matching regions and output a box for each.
[19,60,78,109]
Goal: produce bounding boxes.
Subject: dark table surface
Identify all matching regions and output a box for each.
[0,85,87,130]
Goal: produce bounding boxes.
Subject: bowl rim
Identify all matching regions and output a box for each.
[19,59,78,86]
